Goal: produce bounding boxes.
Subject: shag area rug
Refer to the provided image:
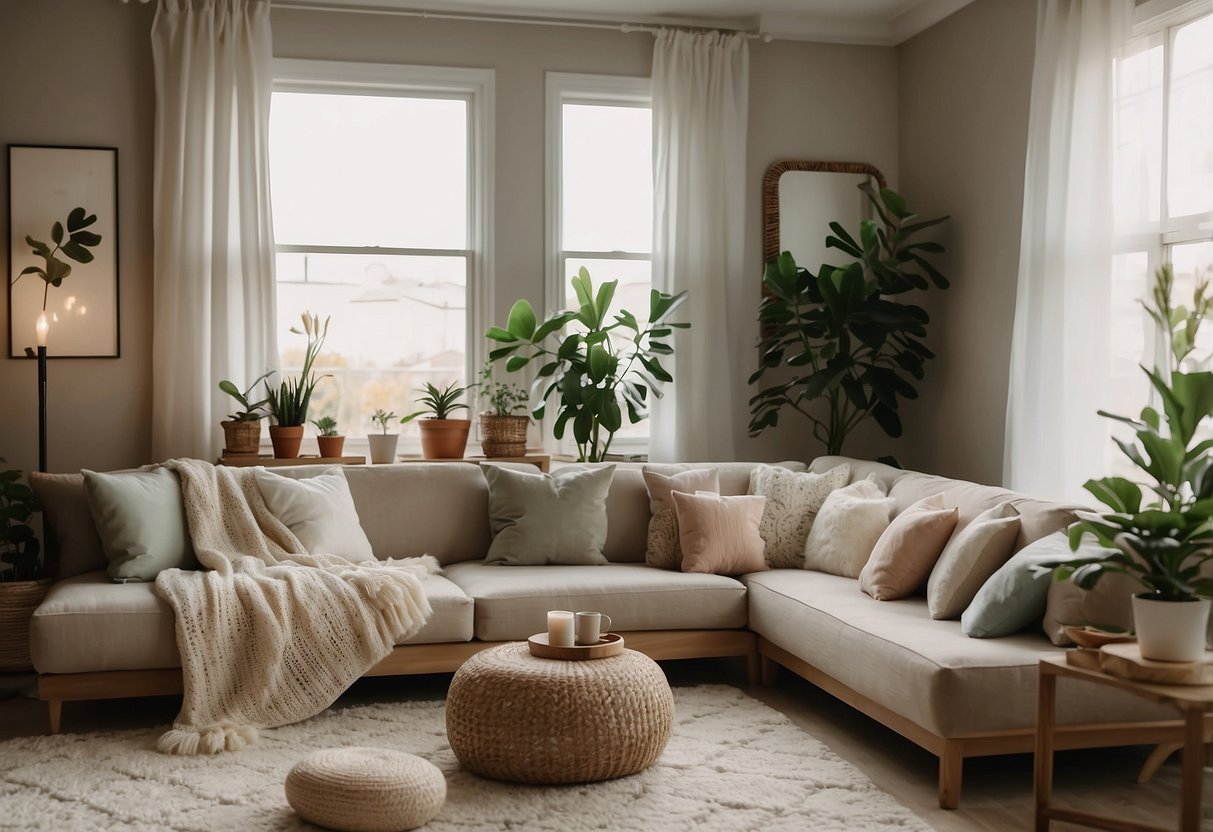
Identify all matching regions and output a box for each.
[0,685,932,831]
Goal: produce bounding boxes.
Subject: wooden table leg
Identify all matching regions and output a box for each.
[1034,669,1056,832]
[1181,707,1204,832]
[1139,742,1181,784]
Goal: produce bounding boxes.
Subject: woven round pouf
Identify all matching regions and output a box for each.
[446,642,674,784]
[285,747,445,832]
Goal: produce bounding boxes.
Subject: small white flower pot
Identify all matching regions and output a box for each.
[367,434,399,464]
[1132,595,1211,662]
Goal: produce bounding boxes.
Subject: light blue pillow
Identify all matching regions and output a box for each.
[961,530,1070,638]
[82,468,197,583]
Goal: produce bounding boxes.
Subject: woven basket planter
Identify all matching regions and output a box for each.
[221,420,262,456]
[0,579,51,672]
[480,414,529,458]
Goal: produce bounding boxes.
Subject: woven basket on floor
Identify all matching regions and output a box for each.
[0,579,51,672]
[480,415,529,458]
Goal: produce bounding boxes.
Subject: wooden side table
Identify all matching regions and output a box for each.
[1035,654,1213,832]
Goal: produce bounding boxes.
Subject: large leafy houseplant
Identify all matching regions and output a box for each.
[748,183,948,456]
[486,267,688,462]
[0,461,40,583]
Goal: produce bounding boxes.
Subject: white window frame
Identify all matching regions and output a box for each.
[544,71,652,457]
[270,58,494,454]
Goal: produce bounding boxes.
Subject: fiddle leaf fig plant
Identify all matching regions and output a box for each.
[486,267,688,462]
[748,182,949,456]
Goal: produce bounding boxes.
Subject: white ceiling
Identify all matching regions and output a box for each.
[280,0,977,45]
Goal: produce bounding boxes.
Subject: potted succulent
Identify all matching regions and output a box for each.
[402,381,472,460]
[478,364,530,458]
[218,371,273,456]
[0,459,48,672]
[265,312,331,459]
[1041,265,1213,662]
[310,415,344,458]
[368,409,399,464]
[486,267,688,462]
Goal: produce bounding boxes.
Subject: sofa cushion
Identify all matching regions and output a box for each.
[749,463,850,568]
[83,468,198,583]
[29,471,108,579]
[926,501,1021,620]
[443,560,748,641]
[672,491,767,576]
[803,477,893,578]
[29,570,475,674]
[642,467,720,569]
[483,464,614,566]
[255,468,375,562]
[745,569,1171,736]
[859,494,958,601]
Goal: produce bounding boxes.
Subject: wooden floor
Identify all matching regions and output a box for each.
[0,658,1187,831]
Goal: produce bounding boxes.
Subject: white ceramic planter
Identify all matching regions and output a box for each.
[366,434,399,465]
[1132,594,1211,662]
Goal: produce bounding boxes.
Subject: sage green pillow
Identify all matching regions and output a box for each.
[82,468,197,583]
[483,464,616,565]
[961,530,1067,638]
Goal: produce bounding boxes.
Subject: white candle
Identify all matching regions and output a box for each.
[547,610,575,647]
[35,311,48,348]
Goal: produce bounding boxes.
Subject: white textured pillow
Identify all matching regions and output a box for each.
[255,468,375,562]
[802,477,893,578]
[926,501,1021,620]
[748,463,850,568]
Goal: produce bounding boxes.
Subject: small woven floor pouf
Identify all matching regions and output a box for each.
[446,642,675,784]
[285,747,446,832]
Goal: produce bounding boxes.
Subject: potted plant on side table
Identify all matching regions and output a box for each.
[1041,265,1213,662]
[265,312,331,459]
[478,364,530,458]
[402,381,472,460]
[310,415,344,458]
[368,409,399,464]
[218,371,272,456]
[0,460,48,673]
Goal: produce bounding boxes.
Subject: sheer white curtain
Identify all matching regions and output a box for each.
[650,30,749,462]
[1003,0,1131,500]
[151,0,278,461]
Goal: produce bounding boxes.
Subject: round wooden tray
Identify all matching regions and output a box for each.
[527,632,625,661]
[1100,642,1213,686]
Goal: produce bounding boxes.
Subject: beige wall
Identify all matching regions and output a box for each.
[896,0,1037,485]
[0,0,157,478]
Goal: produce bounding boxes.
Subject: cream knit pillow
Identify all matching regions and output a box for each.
[802,477,894,578]
[749,464,850,568]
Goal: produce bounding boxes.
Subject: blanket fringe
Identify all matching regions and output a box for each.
[158,722,260,756]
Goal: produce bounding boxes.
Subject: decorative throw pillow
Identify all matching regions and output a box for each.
[1042,553,1137,645]
[802,476,894,578]
[82,468,198,583]
[29,471,107,579]
[671,490,768,576]
[962,530,1070,638]
[926,501,1022,620]
[483,464,615,566]
[748,463,850,568]
[642,467,721,569]
[255,468,375,562]
[859,494,959,601]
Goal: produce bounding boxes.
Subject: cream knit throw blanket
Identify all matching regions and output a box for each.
[153,459,437,756]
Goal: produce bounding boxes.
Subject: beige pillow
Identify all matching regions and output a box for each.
[483,464,615,565]
[1043,569,1137,645]
[749,463,850,568]
[672,490,768,576]
[255,468,375,562]
[642,467,720,569]
[29,471,106,579]
[926,501,1021,620]
[859,494,959,601]
[803,477,893,577]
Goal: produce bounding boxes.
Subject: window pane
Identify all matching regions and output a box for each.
[270,92,468,248]
[562,104,652,253]
[1114,41,1162,228]
[1170,241,1213,369]
[276,252,467,438]
[1167,15,1213,218]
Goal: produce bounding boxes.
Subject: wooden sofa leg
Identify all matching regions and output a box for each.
[47,699,62,734]
[938,741,963,809]
[745,652,761,686]
[759,655,780,686]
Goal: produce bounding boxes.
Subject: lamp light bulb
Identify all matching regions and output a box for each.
[35,311,48,347]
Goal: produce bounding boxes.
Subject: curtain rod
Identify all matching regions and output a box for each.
[119,0,773,41]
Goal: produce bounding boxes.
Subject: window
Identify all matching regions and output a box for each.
[546,73,653,453]
[1111,6,1213,473]
[269,60,493,450]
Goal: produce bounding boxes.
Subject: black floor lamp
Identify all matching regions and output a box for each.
[32,311,48,473]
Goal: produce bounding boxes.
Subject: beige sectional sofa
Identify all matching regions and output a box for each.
[27,457,1183,808]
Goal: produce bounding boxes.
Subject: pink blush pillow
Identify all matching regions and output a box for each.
[672,490,768,576]
[859,493,959,601]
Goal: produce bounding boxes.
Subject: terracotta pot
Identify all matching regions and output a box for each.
[367,434,400,464]
[316,435,345,458]
[480,414,529,458]
[0,579,52,672]
[221,419,262,456]
[1132,594,1211,662]
[419,418,472,459]
[269,425,305,459]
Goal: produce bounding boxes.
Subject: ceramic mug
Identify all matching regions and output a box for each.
[575,611,613,645]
